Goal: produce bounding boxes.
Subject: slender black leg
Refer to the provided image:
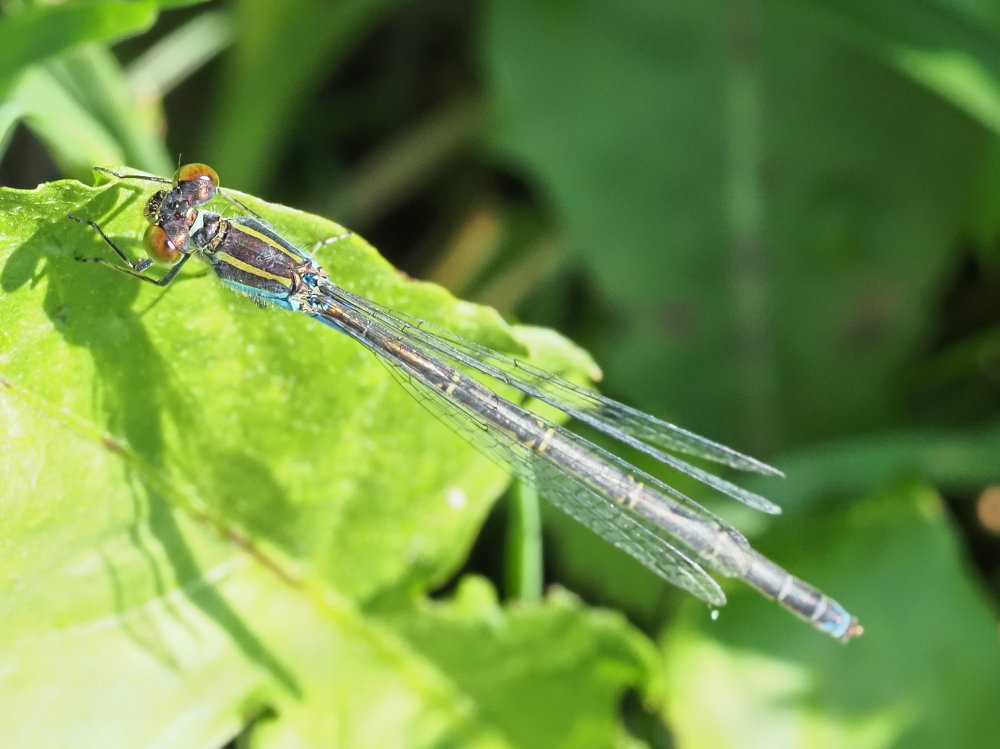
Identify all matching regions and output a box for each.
[67,212,190,288]
[92,166,171,185]
[310,231,353,255]
[218,190,264,219]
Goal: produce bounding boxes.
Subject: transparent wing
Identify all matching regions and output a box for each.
[326,282,782,514]
[311,284,732,605]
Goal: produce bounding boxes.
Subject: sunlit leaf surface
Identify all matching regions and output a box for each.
[0,175,654,747]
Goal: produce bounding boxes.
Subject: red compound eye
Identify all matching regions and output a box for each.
[144,224,185,264]
[173,163,219,187]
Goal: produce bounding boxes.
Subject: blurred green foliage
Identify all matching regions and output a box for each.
[1,0,999,747]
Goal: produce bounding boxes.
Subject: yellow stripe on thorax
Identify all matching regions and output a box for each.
[233,223,302,262]
[217,251,293,287]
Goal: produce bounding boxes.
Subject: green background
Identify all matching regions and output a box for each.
[1,1,999,747]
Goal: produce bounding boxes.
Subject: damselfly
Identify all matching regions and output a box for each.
[69,164,862,641]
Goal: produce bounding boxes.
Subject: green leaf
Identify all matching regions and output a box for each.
[0,1,158,92]
[789,0,1000,135]
[758,422,1000,511]
[483,0,995,449]
[44,45,175,176]
[205,0,408,191]
[0,0,191,176]
[0,169,524,602]
[0,172,643,745]
[7,56,173,178]
[388,577,660,749]
[663,482,1000,749]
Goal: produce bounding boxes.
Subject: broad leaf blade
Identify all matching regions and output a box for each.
[0,175,650,746]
